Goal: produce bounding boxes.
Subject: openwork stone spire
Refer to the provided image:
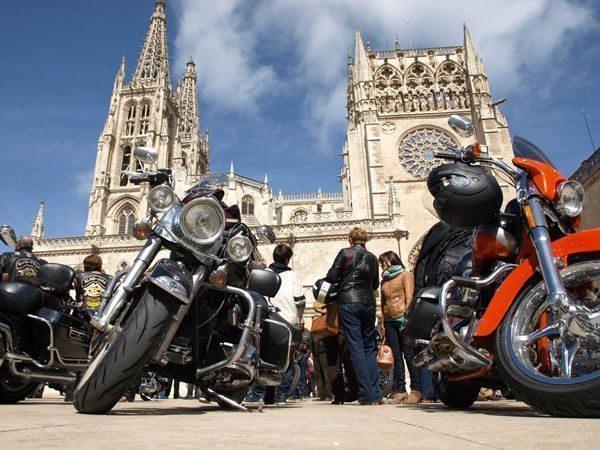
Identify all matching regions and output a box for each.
[179,58,200,139]
[133,0,171,86]
[31,201,45,240]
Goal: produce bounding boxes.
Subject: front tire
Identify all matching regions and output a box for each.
[73,290,172,414]
[0,379,39,404]
[495,258,600,417]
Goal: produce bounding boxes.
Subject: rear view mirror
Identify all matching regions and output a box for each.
[448,115,475,138]
[134,147,158,165]
[0,225,17,248]
[256,225,276,244]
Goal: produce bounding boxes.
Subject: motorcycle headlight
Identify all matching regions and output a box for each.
[179,197,225,245]
[225,235,253,262]
[555,180,584,218]
[148,185,176,213]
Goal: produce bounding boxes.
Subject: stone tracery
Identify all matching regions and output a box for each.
[398,127,459,179]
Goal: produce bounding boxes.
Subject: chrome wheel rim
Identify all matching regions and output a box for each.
[507,260,600,385]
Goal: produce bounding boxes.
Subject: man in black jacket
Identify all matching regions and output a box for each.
[325,227,382,405]
[0,235,46,281]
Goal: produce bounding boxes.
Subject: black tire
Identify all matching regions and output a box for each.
[286,363,301,400]
[436,373,479,408]
[495,259,600,417]
[73,290,172,414]
[379,367,394,399]
[0,379,39,404]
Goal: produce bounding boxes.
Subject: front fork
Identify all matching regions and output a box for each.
[91,235,163,331]
[522,196,569,310]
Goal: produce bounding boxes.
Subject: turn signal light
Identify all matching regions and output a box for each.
[471,142,482,157]
[133,222,152,240]
[209,266,228,288]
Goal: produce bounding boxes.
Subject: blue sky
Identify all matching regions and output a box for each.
[0,0,598,240]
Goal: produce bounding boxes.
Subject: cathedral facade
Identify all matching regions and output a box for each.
[33,1,514,313]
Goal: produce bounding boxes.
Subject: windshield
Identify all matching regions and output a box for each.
[512,136,556,169]
[189,173,229,191]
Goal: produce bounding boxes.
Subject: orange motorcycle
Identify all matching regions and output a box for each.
[405,115,600,417]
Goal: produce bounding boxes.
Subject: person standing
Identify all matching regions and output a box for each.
[311,323,332,401]
[378,251,420,404]
[325,227,383,405]
[0,235,46,281]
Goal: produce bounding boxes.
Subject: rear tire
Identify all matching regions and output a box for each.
[0,379,39,404]
[73,290,172,414]
[436,373,480,408]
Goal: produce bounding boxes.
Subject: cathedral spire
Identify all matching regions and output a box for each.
[112,56,126,92]
[31,201,45,240]
[179,57,200,138]
[353,29,371,82]
[133,0,171,87]
[463,24,483,74]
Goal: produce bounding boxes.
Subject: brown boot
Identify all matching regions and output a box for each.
[390,392,408,405]
[405,390,422,405]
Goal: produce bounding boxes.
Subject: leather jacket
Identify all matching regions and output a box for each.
[0,251,46,281]
[325,245,379,306]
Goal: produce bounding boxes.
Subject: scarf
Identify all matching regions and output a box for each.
[382,265,404,280]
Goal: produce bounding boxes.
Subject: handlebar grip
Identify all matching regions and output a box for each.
[433,150,458,160]
[452,276,478,289]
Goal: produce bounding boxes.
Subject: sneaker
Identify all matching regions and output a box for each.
[390,392,408,405]
[405,390,422,405]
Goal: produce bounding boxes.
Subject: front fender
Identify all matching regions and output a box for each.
[474,228,600,338]
[146,259,193,304]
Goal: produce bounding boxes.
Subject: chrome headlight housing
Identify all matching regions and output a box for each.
[179,197,225,245]
[225,235,253,262]
[556,180,584,218]
[148,185,176,212]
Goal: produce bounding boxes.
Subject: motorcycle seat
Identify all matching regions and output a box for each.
[0,281,43,315]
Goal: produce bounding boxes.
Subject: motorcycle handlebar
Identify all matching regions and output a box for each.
[433,150,459,160]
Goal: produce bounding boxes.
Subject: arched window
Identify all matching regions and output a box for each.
[117,206,136,234]
[139,102,151,135]
[125,103,136,136]
[241,195,254,215]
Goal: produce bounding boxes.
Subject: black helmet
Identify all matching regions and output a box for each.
[312,278,338,304]
[427,162,502,228]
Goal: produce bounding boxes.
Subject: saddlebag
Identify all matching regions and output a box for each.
[31,307,91,363]
[259,312,299,372]
[404,287,441,342]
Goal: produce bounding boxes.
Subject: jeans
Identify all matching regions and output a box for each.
[295,354,309,398]
[338,303,381,403]
[419,367,435,399]
[384,321,420,392]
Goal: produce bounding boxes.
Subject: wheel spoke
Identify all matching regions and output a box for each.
[514,325,561,345]
[560,339,581,378]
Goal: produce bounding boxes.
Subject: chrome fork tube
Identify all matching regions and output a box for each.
[91,235,163,331]
[527,198,568,308]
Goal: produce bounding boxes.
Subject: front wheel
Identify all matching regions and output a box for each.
[495,258,600,417]
[0,379,40,404]
[73,289,173,414]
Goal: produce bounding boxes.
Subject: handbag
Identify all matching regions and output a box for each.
[377,338,394,370]
[310,302,340,339]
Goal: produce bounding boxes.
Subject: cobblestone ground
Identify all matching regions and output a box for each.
[1,391,599,449]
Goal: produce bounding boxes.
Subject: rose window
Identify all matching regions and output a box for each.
[399,128,458,179]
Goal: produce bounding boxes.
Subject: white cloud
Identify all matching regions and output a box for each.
[174,0,595,149]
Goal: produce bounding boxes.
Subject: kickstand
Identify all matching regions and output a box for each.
[205,387,251,412]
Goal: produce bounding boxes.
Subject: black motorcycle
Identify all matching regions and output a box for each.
[0,226,92,403]
[74,146,302,414]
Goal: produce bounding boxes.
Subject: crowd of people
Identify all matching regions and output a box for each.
[0,226,494,407]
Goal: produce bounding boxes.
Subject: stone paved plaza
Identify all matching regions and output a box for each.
[1,391,599,449]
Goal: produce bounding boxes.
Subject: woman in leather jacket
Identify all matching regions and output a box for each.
[325,227,383,405]
[378,250,420,404]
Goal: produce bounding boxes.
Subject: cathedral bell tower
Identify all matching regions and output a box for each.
[341,27,514,254]
[85,0,209,237]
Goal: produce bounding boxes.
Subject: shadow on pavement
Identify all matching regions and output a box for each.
[397,401,550,418]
